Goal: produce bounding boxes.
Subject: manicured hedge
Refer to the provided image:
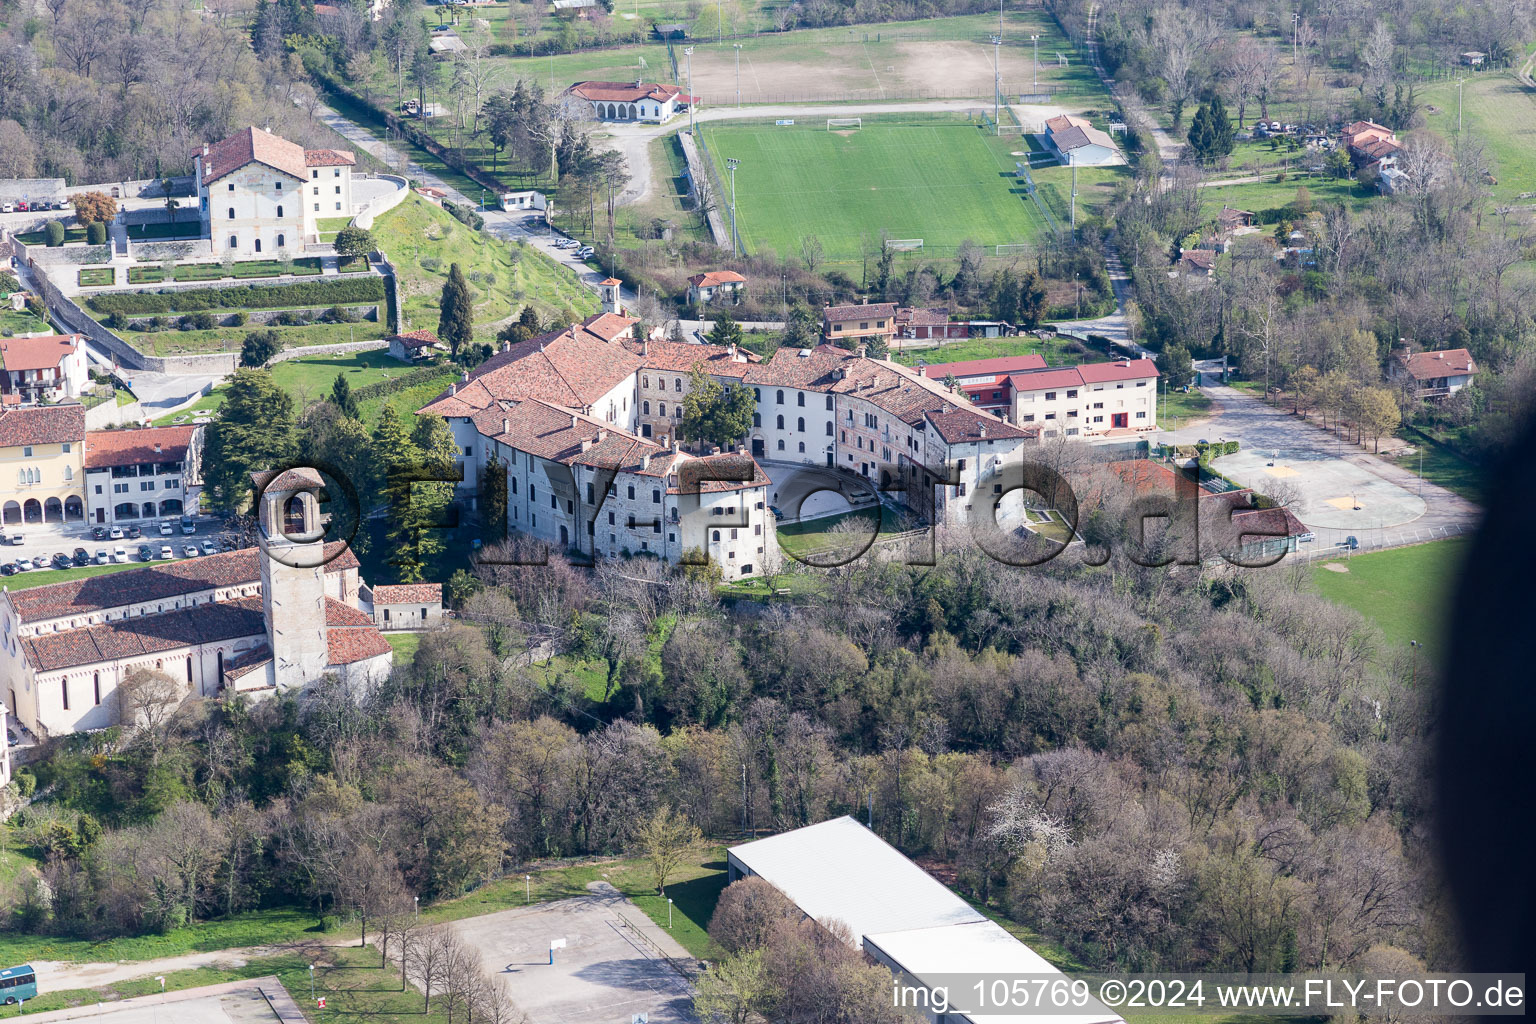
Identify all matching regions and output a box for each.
[86,277,385,316]
[353,364,448,402]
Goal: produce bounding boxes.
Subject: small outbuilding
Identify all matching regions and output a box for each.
[365,582,444,630]
[387,329,443,363]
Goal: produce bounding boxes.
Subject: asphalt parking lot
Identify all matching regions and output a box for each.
[446,883,696,1024]
[17,979,300,1024]
[0,514,242,574]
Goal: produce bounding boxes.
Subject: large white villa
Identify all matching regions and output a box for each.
[192,126,357,257]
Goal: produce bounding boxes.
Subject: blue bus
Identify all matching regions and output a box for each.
[0,964,37,1004]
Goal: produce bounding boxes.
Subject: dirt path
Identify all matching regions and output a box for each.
[30,938,352,992]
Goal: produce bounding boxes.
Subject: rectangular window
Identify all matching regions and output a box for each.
[1067,389,1078,398]
[1044,392,1056,401]
[335,202,342,210]
[335,185,342,194]
[62,443,71,453]
[1136,411,1147,418]
[22,446,32,457]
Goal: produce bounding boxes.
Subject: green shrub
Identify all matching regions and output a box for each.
[325,304,355,323]
[85,221,107,245]
[14,768,37,799]
[351,364,447,402]
[230,310,248,327]
[45,221,65,247]
[86,276,384,316]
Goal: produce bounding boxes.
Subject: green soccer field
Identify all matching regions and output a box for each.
[699,116,1053,265]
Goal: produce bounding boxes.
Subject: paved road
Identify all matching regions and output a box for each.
[1050,243,1152,358]
[1159,379,1481,553]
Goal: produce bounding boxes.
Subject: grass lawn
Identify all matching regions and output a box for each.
[77,266,115,287]
[527,653,613,703]
[1160,388,1214,423]
[0,560,151,589]
[384,632,422,660]
[337,255,370,273]
[892,334,1107,368]
[1396,435,1483,502]
[1311,537,1469,657]
[1417,72,1536,202]
[127,258,323,284]
[776,502,905,560]
[699,115,1053,265]
[373,194,596,339]
[1023,508,1074,542]
[0,907,322,968]
[123,222,202,241]
[0,309,50,336]
[1195,175,1376,221]
[138,320,381,358]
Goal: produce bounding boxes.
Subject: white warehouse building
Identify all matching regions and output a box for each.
[728,817,1126,1024]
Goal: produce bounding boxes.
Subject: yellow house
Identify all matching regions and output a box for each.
[0,403,87,525]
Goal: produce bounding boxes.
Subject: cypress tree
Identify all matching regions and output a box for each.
[438,262,474,358]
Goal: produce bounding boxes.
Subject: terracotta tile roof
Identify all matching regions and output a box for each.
[568,81,687,104]
[389,329,440,350]
[303,148,356,167]
[1077,358,1159,383]
[743,345,857,389]
[1045,114,1091,133]
[1008,367,1093,391]
[670,451,773,494]
[199,126,308,185]
[421,322,641,414]
[84,426,197,470]
[1050,125,1117,153]
[628,339,750,376]
[921,354,1046,379]
[924,406,1034,444]
[897,307,951,327]
[224,643,273,680]
[1399,348,1477,380]
[823,302,897,323]
[1180,249,1216,270]
[687,270,746,287]
[23,597,266,672]
[371,583,442,605]
[1344,119,1391,136]
[251,467,326,493]
[325,597,375,627]
[468,398,662,467]
[0,334,79,372]
[581,312,637,342]
[327,624,392,664]
[0,403,84,448]
[5,541,358,624]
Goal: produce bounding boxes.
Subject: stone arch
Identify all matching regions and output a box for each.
[3,501,19,524]
[43,496,62,522]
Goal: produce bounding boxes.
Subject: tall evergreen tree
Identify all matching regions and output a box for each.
[705,314,744,349]
[330,373,360,419]
[1017,270,1048,330]
[371,407,437,582]
[203,370,299,509]
[438,262,475,358]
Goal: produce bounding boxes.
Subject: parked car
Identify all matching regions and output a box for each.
[576,247,595,259]
[769,505,785,521]
[111,546,128,563]
[0,563,15,577]
[92,525,109,541]
[94,549,109,564]
[200,540,217,556]
[125,524,142,539]
[160,544,174,560]
[108,526,125,540]
[183,544,198,558]
[137,544,154,562]
[72,547,90,566]
[159,521,175,536]
[15,201,28,212]
[180,515,196,535]
[1343,536,1360,550]
[51,552,71,569]
[7,533,20,546]
[0,202,14,214]
[31,555,50,570]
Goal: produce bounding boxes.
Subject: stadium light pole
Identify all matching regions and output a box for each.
[991,35,1002,134]
[733,44,742,107]
[684,47,695,135]
[726,157,741,254]
[1031,34,1039,89]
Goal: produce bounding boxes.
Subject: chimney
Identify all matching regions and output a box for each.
[977,421,987,438]
[538,340,546,353]
[570,415,578,428]
[728,343,737,359]
[642,339,649,356]
[502,418,509,434]
[857,344,867,358]
[460,370,469,382]
[711,446,721,455]
[581,438,593,452]
[672,436,681,452]
[570,322,580,340]
[502,341,510,352]
[450,382,458,395]
[153,444,162,454]
[640,453,651,471]
[597,429,607,442]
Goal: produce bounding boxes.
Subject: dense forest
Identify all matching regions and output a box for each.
[5,515,1448,980]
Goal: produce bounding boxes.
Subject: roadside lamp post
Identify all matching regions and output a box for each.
[684,48,695,136]
[733,44,742,107]
[668,898,674,928]
[413,895,419,921]
[526,874,532,903]
[1031,35,1039,89]
[308,965,316,1002]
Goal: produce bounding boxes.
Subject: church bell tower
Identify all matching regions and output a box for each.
[255,468,331,690]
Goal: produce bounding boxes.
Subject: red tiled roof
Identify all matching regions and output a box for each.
[84,426,197,470]
[23,597,266,672]
[581,311,637,342]
[1399,348,1477,380]
[224,643,273,680]
[1045,114,1090,133]
[1007,367,1089,391]
[303,148,355,167]
[925,406,1034,444]
[251,467,325,493]
[823,302,897,323]
[0,403,84,447]
[628,339,750,376]
[419,322,641,414]
[5,541,359,624]
[1077,358,1160,383]
[390,329,440,350]
[199,127,307,185]
[897,307,951,327]
[687,270,746,288]
[371,583,442,605]
[327,624,392,664]
[1181,249,1216,270]
[568,81,687,104]
[326,597,375,627]
[921,354,1047,379]
[0,334,79,372]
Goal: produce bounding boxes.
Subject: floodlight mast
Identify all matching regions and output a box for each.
[726,157,741,254]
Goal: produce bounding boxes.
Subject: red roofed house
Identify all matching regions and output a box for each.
[822,303,898,346]
[1010,358,1160,437]
[193,126,357,257]
[919,354,1048,413]
[0,333,87,404]
[1177,248,1216,277]
[687,270,746,306]
[388,329,443,363]
[1342,120,1402,169]
[564,81,693,123]
[364,582,445,630]
[82,425,203,526]
[896,307,966,341]
[1391,347,1479,399]
[0,468,394,740]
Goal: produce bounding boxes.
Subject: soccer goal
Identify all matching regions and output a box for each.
[996,124,1027,135]
[827,117,863,130]
[885,238,923,252]
[996,243,1032,256]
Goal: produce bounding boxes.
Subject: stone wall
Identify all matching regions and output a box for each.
[352,174,410,231]
[18,239,151,371]
[271,338,388,363]
[84,397,147,429]
[116,303,378,332]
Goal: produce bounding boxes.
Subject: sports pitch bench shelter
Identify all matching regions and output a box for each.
[728,817,1126,1024]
